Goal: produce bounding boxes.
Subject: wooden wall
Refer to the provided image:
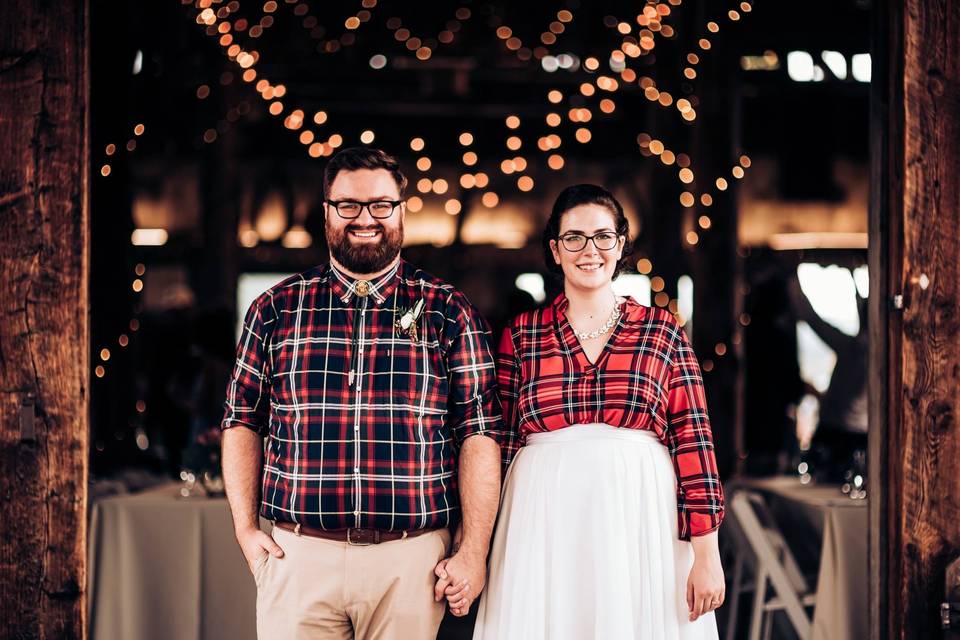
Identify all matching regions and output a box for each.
[0,1,89,638]
[871,1,960,637]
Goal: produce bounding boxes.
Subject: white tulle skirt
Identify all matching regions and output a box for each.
[473,423,719,640]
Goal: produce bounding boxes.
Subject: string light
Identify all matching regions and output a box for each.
[482,192,499,208]
[385,6,471,58]
[445,198,462,215]
[180,0,752,211]
[94,264,145,380]
[496,7,576,62]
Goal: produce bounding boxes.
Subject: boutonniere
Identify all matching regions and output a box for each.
[395,299,426,343]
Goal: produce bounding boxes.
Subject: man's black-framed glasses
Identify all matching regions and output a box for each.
[558,231,620,252]
[326,199,403,219]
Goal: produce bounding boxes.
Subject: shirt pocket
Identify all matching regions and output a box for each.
[374,334,448,418]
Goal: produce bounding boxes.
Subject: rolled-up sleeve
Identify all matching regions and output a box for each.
[495,325,523,473]
[664,320,725,540]
[443,292,507,450]
[221,295,274,436]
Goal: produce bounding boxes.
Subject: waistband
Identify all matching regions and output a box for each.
[525,423,663,446]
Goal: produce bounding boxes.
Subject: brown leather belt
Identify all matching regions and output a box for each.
[273,521,437,546]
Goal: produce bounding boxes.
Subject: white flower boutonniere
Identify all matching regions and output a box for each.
[395,298,425,343]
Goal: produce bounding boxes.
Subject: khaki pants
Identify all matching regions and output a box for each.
[253,524,451,640]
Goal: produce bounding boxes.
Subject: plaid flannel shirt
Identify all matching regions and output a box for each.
[497,294,725,540]
[222,260,506,531]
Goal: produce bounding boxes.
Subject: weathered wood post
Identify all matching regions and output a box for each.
[0,1,89,638]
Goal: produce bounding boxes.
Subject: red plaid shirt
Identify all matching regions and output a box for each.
[222,260,506,531]
[497,294,725,540]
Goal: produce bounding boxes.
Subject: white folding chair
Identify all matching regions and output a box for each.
[727,490,817,640]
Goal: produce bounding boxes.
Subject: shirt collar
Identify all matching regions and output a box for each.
[328,259,402,306]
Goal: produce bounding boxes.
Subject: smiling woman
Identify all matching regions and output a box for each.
[473,184,726,639]
[541,184,634,283]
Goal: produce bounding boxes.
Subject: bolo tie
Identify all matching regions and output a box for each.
[348,280,371,387]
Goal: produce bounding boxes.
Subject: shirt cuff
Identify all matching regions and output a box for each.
[457,427,508,449]
[688,510,724,538]
[221,418,267,437]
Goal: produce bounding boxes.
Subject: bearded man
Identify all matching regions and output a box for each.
[221,147,505,639]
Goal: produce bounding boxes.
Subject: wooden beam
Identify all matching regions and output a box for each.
[689,0,745,479]
[0,1,89,637]
[873,1,960,637]
[868,1,902,638]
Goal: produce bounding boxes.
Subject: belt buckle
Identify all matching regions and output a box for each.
[347,528,375,546]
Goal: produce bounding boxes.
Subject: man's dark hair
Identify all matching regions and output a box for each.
[323,147,407,199]
[541,184,634,277]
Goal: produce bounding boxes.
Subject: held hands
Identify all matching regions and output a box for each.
[686,549,725,622]
[434,545,487,617]
[236,525,285,573]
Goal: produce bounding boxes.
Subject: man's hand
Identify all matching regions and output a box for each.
[236,525,285,573]
[433,435,500,616]
[434,548,487,617]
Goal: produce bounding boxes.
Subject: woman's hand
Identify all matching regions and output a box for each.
[687,531,725,621]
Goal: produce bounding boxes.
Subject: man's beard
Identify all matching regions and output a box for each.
[326,218,404,275]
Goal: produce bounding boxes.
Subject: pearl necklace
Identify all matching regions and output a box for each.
[572,303,622,341]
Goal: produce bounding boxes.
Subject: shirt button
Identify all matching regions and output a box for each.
[354,426,360,432]
[354,467,360,473]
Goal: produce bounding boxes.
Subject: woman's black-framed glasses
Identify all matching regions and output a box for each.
[558,231,620,252]
[326,199,403,219]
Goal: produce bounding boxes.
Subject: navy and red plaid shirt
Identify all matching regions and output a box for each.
[221,259,506,531]
[497,294,725,540]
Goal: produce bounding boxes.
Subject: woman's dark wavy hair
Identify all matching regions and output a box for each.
[541,184,634,278]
